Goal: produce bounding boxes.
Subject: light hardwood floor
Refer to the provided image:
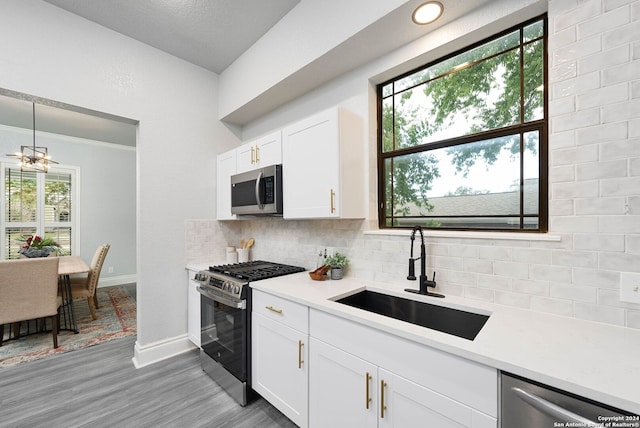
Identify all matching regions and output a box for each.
[0,336,297,428]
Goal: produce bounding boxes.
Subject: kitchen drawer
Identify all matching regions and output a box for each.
[252,289,309,333]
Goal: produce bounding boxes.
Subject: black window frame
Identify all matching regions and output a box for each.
[377,15,548,232]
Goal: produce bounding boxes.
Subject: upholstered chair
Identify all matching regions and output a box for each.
[0,257,62,348]
[69,244,110,320]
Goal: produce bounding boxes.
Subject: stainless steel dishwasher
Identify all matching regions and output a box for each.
[500,372,638,427]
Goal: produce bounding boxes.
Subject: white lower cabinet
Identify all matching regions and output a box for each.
[252,292,497,428]
[309,338,495,428]
[251,291,309,428]
[309,337,377,427]
[309,309,497,428]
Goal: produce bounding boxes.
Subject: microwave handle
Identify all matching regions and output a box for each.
[255,171,264,209]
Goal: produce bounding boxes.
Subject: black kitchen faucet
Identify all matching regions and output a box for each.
[405,225,444,298]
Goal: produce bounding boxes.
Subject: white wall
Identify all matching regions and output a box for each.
[189,0,640,330]
[0,128,136,279]
[0,0,241,356]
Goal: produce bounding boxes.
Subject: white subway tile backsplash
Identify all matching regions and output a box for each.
[513,278,550,296]
[574,301,625,325]
[552,250,598,267]
[574,197,627,215]
[552,181,599,199]
[577,83,628,110]
[554,1,602,32]
[574,233,626,251]
[550,216,599,233]
[494,290,531,308]
[549,95,576,116]
[603,61,640,88]
[550,282,597,302]
[599,215,640,233]
[602,20,640,49]
[627,235,640,254]
[600,176,640,196]
[599,251,640,272]
[553,72,601,98]
[463,258,494,274]
[530,264,574,283]
[599,138,640,160]
[575,159,627,180]
[552,145,598,166]
[549,199,576,216]
[512,247,553,264]
[573,267,620,289]
[578,5,629,38]
[550,165,576,182]
[578,44,630,74]
[494,261,530,279]
[576,122,628,146]
[478,273,512,290]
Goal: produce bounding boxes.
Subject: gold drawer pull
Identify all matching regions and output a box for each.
[330,188,336,213]
[380,379,387,418]
[265,305,283,314]
[298,340,304,368]
[365,372,372,409]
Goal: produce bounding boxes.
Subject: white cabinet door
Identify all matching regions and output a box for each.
[236,131,282,174]
[187,270,200,347]
[378,368,496,428]
[216,149,236,220]
[309,338,378,428]
[252,312,308,428]
[282,107,364,219]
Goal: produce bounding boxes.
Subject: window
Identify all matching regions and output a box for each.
[378,16,547,231]
[2,165,77,259]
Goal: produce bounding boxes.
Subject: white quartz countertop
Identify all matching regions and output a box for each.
[247,272,640,415]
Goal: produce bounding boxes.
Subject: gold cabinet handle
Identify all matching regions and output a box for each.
[365,372,372,409]
[380,379,387,419]
[255,145,260,164]
[250,146,255,164]
[265,305,283,314]
[330,188,336,213]
[298,340,304,368]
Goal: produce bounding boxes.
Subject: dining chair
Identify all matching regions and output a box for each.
[69,244,110,320]
[0,257,62,348]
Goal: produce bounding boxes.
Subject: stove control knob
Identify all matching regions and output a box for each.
[223,282,229,291]
[233,285,240,294]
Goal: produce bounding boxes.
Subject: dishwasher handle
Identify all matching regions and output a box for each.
[512,387,599,427]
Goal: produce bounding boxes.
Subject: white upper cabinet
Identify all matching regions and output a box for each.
[216,149,237,220]
[236,130,282,174]
[282,107,365,219]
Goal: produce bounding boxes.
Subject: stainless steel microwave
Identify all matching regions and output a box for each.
[230,164,283,216]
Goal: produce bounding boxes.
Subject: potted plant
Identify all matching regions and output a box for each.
[18,235,60,258]
[325,252,349,280]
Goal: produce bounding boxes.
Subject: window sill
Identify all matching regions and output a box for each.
[363,229,562,242]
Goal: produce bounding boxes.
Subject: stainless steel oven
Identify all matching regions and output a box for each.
[198,283,252,406]
[194,261,305,406]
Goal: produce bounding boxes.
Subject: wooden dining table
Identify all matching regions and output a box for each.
[57,256,90,333]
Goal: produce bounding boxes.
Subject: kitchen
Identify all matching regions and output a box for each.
[1,0,639,426]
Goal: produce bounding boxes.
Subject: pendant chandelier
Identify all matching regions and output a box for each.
[7,102,58,172]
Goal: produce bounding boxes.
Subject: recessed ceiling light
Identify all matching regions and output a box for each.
[412,1,444,25]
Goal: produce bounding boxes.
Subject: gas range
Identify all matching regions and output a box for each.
[193,260,305,300]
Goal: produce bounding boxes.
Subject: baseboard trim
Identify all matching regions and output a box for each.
[98,274,137,288]
[132,334,197,369]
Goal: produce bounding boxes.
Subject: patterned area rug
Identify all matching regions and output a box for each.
[0,285,136,368]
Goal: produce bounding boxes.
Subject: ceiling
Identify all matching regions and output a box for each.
[41,0,301,75]
[1,0,517,146]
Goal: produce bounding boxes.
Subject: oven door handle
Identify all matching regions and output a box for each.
[197,286,246,309]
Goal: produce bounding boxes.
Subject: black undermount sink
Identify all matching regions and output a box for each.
[335,290,490,341]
